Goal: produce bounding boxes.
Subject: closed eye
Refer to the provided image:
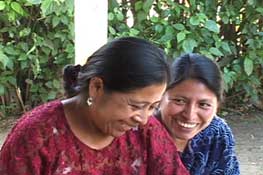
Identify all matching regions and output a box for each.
[149,103,159,111]
[170,98,186,105]
[129,104,144,110]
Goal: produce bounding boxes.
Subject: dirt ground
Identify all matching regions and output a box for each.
[0,112,263,174]
[225,111,263,175]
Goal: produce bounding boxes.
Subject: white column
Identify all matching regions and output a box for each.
[74,0,108,65]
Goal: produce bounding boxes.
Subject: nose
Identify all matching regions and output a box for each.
[140,115,149,125]
[182,104,197,120]
[138,110,151,125]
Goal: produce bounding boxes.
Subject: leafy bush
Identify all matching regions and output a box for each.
[108,0,263,110]
[0,0,74,117]
[1,0,263,117]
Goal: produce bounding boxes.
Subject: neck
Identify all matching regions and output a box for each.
[173,138,188,152]
[62,96,114,150]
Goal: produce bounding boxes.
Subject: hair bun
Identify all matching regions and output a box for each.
[63,64,81,97]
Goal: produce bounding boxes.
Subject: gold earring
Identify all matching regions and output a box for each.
[86,97,93,106]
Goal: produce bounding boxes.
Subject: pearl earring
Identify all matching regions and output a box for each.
[86,97,93,106]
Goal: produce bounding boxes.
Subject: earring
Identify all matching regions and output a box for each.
[86,97,93,106]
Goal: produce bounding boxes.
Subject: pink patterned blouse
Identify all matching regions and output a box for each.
[0,100,189,175]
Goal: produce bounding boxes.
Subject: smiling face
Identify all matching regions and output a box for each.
[91,83,166,137]
[160,79,219,143]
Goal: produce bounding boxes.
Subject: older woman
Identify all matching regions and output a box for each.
[0,37,189,175]
[156,53,240,174]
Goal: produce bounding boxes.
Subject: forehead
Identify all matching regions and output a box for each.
[167,79,217,99]
[113,83,167,102]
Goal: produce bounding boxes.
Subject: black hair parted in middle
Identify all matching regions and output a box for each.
[168,53,224,102]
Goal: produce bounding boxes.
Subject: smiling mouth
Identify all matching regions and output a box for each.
[177,120,197,128]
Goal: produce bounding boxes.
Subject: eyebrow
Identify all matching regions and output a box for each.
[129,99,160,106]
[171,95,214,102]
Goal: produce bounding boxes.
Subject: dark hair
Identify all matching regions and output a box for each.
[168,53,224,102]
[63,37,170,97]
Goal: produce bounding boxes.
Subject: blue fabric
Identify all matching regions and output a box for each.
[181,116,240,175]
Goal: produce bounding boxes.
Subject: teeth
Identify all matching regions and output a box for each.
[177,121,197,128]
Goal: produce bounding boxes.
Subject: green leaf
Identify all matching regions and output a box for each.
[26,0,41,4]
[11,2,24,15]
[109,26,116,35]
[41,0,55,16]
[0,51,8,69]
[154,24,163,33]
[209,47,223,56]
[177,32,186,43]
[130,28,140,36]
[173,23,185,31]
[143,0,154,13]
[135,1,143,11]
[52,16,60,27]
[108,12,114,21]
[190,16,200,26]
[248,0,255,5]
[150,16,159,23]
[4,47,19,55]
[6,58,14,70]
[0,84,4,96]
[136,11,147,23]
[116,13,124,21]
[221,15,229,24]
[48,91,57,100]
[256,7,263,14]
[19,28,31,37]
[165,26,174,35]
[182,39,197,53]
[7,76,16,86]
[197,13,207,22]
[53,79,60,89]
[61,16,69,25]
[160,34,172,43]
[221,42,231,53]
[0,1,5,10]
[204,20,219,33]
[244,57,253,76]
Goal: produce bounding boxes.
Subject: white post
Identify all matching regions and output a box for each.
[74,0,108,65]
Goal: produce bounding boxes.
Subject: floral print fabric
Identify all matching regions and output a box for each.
[0,100,189,175]
[181,116,240,175]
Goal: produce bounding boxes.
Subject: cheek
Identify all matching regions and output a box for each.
[161,103,180,123]
[200,110,216,123]
[161,102,181,116]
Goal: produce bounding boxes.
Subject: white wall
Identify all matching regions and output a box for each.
[74,1,108,65]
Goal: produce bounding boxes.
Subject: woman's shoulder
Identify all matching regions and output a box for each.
[141,115,170,135]
[2,100,65,145]
[16,100,63,128]
[191,116,236,147]
[204,116,233,134]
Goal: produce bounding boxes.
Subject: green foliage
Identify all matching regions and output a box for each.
[0,0,74,116]
[108,0,263,106]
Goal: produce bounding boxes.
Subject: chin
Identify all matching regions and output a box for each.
[174,133,195,141]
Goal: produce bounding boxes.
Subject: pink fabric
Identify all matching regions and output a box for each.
[0,100,189,175]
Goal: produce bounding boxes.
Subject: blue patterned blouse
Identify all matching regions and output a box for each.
[180,116,240,175]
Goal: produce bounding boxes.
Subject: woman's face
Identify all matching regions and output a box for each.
[160,79,218,142]
[91,83,166,137]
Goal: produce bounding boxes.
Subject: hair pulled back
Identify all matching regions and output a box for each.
[63,37,170,97]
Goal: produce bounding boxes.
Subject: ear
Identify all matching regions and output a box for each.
[88,77,104,99]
